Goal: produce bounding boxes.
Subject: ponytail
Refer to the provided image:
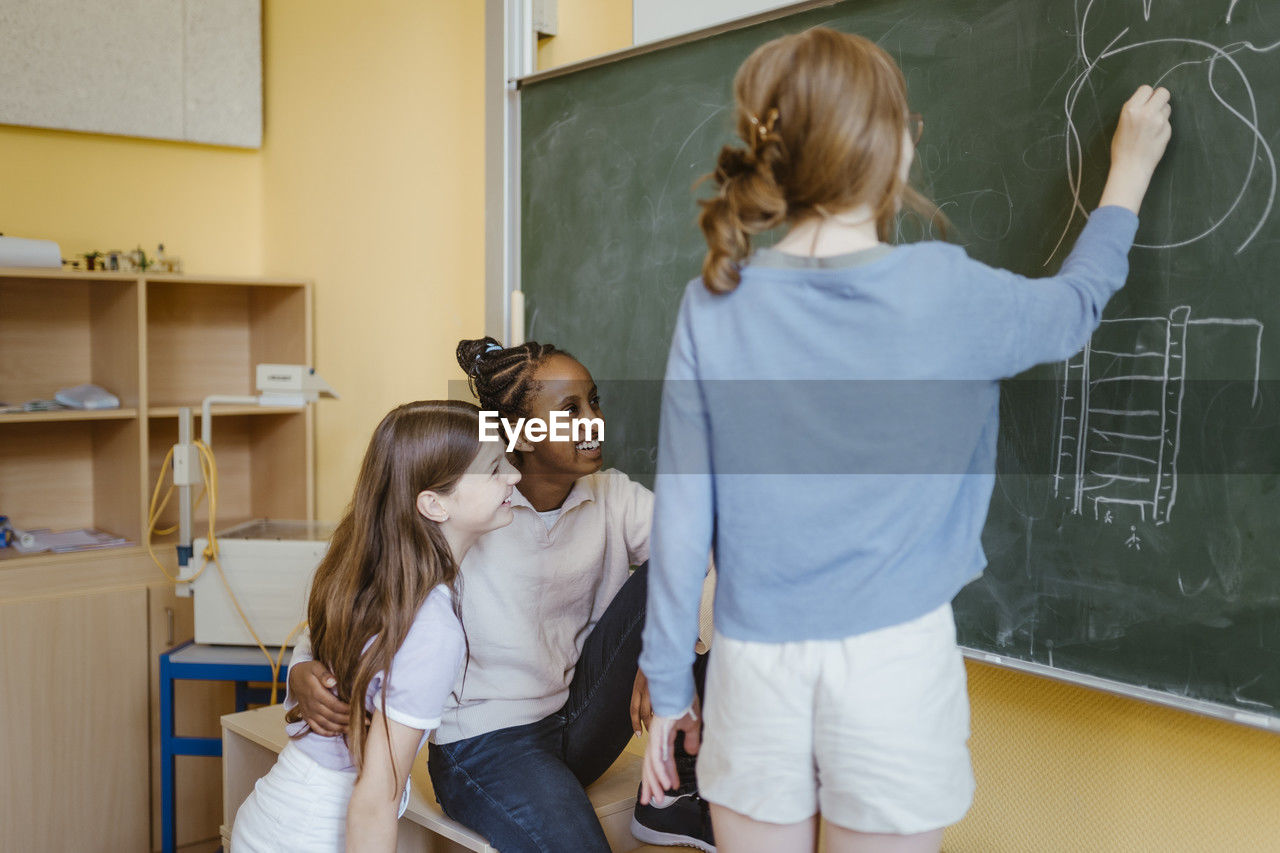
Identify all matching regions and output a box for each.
[698,116,788,294]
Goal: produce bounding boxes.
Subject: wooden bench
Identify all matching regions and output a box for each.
[221,705,664,852]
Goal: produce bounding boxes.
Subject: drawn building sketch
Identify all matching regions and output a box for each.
[1053,307,1263,525]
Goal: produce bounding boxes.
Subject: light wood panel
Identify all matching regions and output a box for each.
[248,284,309,368]
[0,408,139,423]
[148,404,291,418]
[0,420,96,530]
[0,546,156,597]
[0,587,150,852]
[0,277,92,403]
[248,413,310,520]
[93,418,144,543]
[146,283,254,405]
[90,276,141,406]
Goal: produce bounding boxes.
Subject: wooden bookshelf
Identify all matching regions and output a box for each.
[0,267,314,852]
[0,268,314,562]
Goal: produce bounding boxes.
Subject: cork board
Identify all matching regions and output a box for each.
[0,0,262,148]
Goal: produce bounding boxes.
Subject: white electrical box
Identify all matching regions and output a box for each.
[191,519,335,646]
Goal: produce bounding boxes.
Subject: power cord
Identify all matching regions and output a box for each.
[147,438,304,704]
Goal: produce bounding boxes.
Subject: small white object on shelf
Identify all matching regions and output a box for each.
[0,235,61,268]
[55,383,120,410]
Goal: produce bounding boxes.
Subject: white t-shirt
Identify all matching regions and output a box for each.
[536,506,563,530]
[286,584,466,771]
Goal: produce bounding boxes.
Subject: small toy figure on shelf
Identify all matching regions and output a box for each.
[129,246,151,272]
[74,245,184,274]
[154,243,183,274]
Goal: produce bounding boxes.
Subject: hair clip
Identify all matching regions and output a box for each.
[748,108,780,142]
[485,341,504,353]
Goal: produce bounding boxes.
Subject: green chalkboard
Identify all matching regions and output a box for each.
[521,0,1280,727]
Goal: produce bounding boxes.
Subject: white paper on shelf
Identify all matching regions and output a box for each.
[11,527,129,554]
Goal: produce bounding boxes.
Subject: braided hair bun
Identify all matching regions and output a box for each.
[455,336,570,421]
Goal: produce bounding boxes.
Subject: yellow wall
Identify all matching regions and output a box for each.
[950,662,1280,851]
[260,0,485,518]
[537,0,632,70]
[0,126,262,275]
[556,5,1280,852]
[0,2,485,520]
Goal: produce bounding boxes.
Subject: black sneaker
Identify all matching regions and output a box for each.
[631,788,715,852]
[631,733,716,852]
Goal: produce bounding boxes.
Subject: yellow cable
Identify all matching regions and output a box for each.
[145,435,301,703]
[145,447,207,584]
[192,439,298,705]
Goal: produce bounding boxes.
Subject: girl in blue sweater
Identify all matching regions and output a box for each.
[639,27,1171,853]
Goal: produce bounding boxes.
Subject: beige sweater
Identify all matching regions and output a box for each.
[434,469,653,744]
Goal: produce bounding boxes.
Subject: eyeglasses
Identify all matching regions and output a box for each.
[906,112,924,145]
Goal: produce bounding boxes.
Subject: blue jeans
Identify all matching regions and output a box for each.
[428,563,705,852]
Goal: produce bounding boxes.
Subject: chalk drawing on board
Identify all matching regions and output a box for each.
[1048,0,1280,262]
[1052,306,1263,526]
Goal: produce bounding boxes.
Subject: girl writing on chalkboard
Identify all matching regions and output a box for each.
[232,401,521,852]
[639,26,1171,853]
[289,339,716,852]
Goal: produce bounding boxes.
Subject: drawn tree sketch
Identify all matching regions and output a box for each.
[1050,0,1279,262]
[1053,307,1263,525]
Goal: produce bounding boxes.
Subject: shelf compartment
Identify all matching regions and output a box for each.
[0,418,142,541]
[0,275,140,408]
[146,413,310,538]
[145,281,308,405]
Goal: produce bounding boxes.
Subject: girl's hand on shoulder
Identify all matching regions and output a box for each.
[287,659,351,736]
[1101,85,1173,213]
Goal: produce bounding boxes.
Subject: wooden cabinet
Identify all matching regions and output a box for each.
[0,268,314,852]
[0,586,151,852]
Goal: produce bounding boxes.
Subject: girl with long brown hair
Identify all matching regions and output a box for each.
[639,26,1171,853]
[231,400,520,852]
[289,341,716,852]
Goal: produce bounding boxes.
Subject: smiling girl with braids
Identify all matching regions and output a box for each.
[289,338,715,852]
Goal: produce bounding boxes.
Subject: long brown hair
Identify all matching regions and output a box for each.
[306,400,479,770]
[699,27,946,293]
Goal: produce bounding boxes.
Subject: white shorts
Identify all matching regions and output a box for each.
[231,741,411,852]
[696,603,974,834]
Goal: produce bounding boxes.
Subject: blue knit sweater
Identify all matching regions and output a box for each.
[640,206,1140,716]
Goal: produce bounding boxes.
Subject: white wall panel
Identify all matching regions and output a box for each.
[634,0,798,45]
